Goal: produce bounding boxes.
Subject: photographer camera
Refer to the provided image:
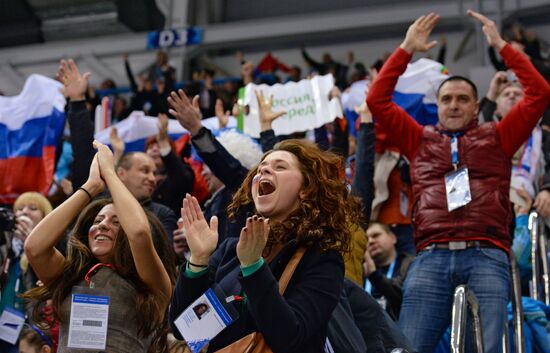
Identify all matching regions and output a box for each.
[0,192,52,353]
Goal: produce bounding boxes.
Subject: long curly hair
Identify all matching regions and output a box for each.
[23,199,176,353]
[228,139,362,255]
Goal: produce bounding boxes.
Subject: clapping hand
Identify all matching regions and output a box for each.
[93,140,116,178]
[82,153,106,198]
[236,215,270,267]
[181,194,218,266]
[57,59,90,101]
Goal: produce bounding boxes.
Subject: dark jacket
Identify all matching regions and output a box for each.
[202,186,233,245]
[152,150,195,216]
[169,238,344,353]
[367,252,414,320]
[67,101,95,190]
[351,122,375,228]
[340,279,414,353]
[191,127,251,239]
[141,198,177,241]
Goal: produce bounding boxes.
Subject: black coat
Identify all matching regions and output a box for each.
[169,238,344,353]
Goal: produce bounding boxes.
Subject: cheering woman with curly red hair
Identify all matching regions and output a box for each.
[168,88,362,353]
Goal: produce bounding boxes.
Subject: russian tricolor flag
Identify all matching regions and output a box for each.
[94,111,237,152]
[0,75,66,204]
[393,58,449,126]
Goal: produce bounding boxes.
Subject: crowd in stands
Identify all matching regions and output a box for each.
[2,9,550,353]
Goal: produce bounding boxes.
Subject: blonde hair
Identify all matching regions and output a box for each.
[13,192,53,217]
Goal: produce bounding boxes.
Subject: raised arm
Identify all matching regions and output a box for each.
[57,59,96,190]
[352,101,375,228]
[123,54,138,93]
[156,113,195,201]
[168,89,249,191]
[25,156,105,285]
[366,14,438,160]
[255,90,286,152]
[94,141,172,304]
[466,10,550,156]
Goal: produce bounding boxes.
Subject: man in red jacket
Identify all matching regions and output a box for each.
[367,10,550,353]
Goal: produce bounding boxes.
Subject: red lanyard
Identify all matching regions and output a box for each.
[85,263,115,288]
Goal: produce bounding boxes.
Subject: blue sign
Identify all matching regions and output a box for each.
[147,27,203,49]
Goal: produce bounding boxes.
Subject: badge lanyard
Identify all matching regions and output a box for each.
[449,132,463,170]
[364,258,396,294]
[85,263,116,288]
[68,263,115,350]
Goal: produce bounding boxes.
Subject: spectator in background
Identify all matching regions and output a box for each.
[115,152,178,240]
[301,47,349,89]
[480,71,550,218]
[148,50,176,93]
[18,326,53,353]
[286,65,302,83]
[363,222,414,321]
[112,96,131,122]
[0,193,52,353]
[124,54,163,116]
[488,30,550,83]
[57,59,178,241]
[184,68,218,119]
[199,69,217,119]
[144,114,195,216]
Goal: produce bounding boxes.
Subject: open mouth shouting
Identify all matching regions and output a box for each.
[258,179,276,197]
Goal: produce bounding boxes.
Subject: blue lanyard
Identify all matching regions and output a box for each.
[441,131,464,169]
[451,135,459,168]
[364,258,397,294]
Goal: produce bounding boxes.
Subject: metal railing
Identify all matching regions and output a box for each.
[528,211,550,305]
[509,252,525,353]
[450,285,484,353]
[450,252,526,353]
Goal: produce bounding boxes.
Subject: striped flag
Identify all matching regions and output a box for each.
[94,111,238,152]
[392,58,449,126]
[0,74,66,204]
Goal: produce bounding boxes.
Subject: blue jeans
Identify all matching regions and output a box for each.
[398,247,510,353]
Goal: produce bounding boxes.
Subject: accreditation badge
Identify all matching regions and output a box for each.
[173,288,239,353]
[444,167,472,212]
[67,286,110,350]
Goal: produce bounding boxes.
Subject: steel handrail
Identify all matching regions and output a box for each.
[509,252,525,353]
[450,285,484,353]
